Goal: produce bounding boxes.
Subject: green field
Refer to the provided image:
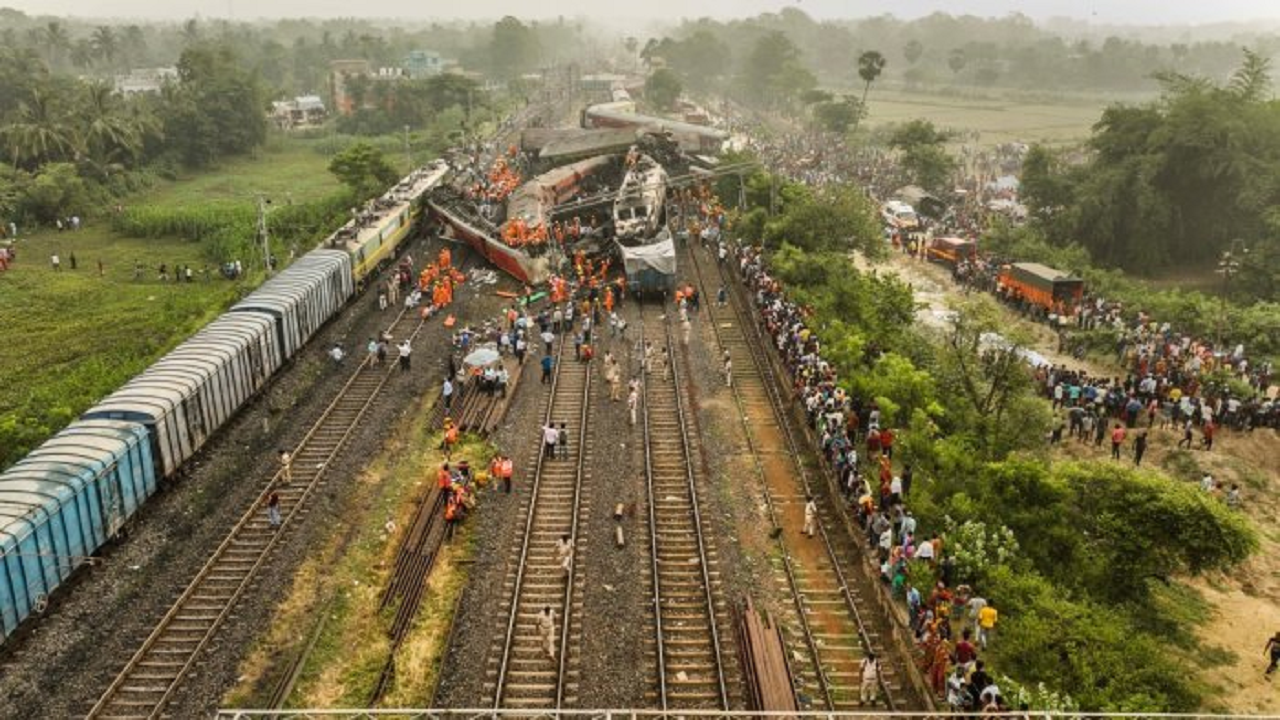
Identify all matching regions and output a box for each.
[143,138,345,209]
[0,135,348,469]
[864,88,1106,147]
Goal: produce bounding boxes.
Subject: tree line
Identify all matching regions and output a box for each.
[0,10,591,97]
[1019,50,1280,294]
[641,8,1279,97]
[0,43,267,226]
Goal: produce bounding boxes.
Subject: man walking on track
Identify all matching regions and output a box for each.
[723,350,733,387]
[859,652,880,705]
[542,422,559,461]
[538,605,557,659]
[628,383,639,426]
[541,353,555,384]
[266,492,281,529]
[556,534,574,573]
[803,496,818,538]
[278,449,293,484]
[397,339,412,371]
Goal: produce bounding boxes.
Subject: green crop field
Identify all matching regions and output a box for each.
[143,138,345,209]
[864,88,1107,147]
[0,135,351,469]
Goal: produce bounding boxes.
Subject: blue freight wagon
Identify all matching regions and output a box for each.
[0,420,155,641]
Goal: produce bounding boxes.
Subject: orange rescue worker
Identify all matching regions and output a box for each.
[437,463,452,490]
[603,287,614,314]
[442,423,460,459]
[500,455,514,494]
[443,495,459,541]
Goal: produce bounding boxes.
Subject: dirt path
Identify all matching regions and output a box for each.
[861,249,1280,713]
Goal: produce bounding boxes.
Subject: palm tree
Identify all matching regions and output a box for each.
[3,88,80,168]
[43,21,72,69]
[121,25,147,69]
[79,82,142,169]
[71,39,96,70]
[850,50,886,135]
[92,26,119,70]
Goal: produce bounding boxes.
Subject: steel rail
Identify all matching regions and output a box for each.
[703,242,898,710]
[682,243,836,712]
[638,306,730,710]
[89,303,426,719]
[491,333,591,709]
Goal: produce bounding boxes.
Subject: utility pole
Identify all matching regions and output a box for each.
[257,194,272,277]
[403,124,412,172]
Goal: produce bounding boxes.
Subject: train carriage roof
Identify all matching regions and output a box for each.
[84,379,186,424]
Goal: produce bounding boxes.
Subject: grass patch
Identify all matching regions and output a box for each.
[143,135,343,209]
[865,88,1104,147]
[1159,448,1204,484]
[1222,457,1269,492]
[224,389,485,709]
[0,229,250,468]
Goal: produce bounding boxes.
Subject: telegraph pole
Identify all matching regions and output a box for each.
[403,124,412,171]
[257,194,272,277]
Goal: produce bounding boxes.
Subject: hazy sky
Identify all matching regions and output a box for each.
[7,0,1280,25]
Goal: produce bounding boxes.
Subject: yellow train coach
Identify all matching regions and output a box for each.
[327,160,450,286]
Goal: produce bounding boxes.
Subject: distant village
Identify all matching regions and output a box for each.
[111,50,662,132]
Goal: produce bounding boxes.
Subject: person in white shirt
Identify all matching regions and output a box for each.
[397,340,412,371]
[556,534,574,573]
[542,423,560,460]
[859,653,880,705]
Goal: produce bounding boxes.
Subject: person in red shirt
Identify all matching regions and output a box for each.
[866,427,882,456]
[954,628,978,671]
[1110,423,1126,460]
[1201,420,1216,451]
[880,427,896,459]
[437,463,452,490]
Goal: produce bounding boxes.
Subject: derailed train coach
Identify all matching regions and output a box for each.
[0,246,356,642]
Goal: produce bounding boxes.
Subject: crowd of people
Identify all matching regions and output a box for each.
[733,240,1012,711]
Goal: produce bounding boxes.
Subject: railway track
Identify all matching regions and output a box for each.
[487,336,592,709]
[87,301,426,720]
[367,483,449,705]
[638,307,731,711]
[685,241,900,711]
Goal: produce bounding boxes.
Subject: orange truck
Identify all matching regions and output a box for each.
[997,262,1084,313]
[927,236,978,268]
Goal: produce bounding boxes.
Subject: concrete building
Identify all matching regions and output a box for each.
[270,95,328,129]
[405,50,445,78]
[329,59,372,116]
[114,67,178,96]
